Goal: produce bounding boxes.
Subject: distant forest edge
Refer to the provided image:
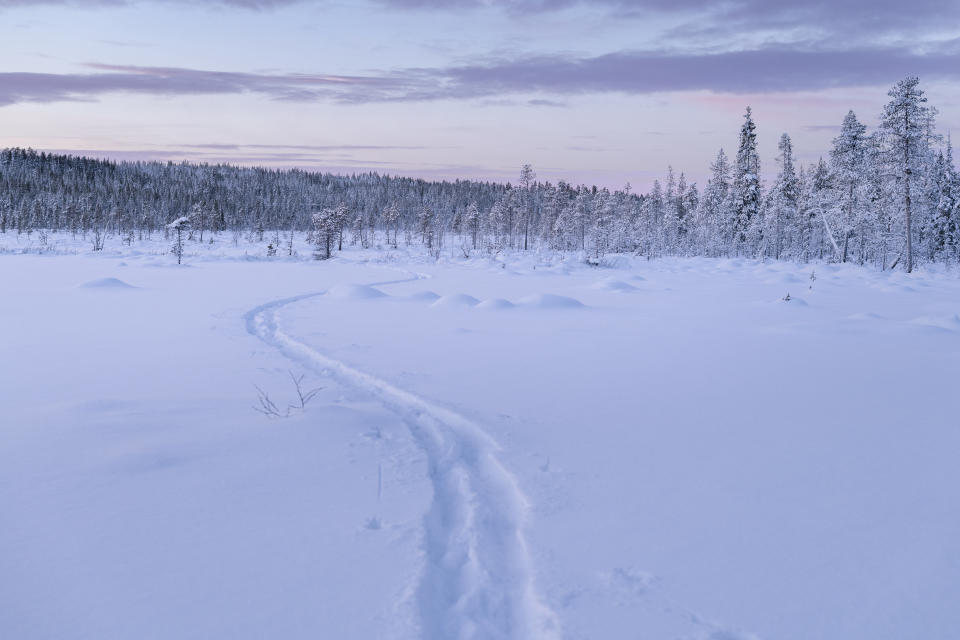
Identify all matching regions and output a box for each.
[2,77,957,272]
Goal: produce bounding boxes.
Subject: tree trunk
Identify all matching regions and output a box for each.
[905,166,913,273]
[775,210,781,260]
[904,111,913,273]
[842,182,853,262]
[816,204,842,258]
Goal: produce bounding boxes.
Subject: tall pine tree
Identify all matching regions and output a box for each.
[733,107,761,255]
[879,77,938,272]
[829,110,869,263]
[767,133,799,260]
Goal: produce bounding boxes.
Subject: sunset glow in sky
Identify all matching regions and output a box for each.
[2,0,959,189]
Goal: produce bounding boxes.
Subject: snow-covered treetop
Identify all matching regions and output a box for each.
[167,216,191,229]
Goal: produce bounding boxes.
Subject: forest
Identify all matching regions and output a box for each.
[2,77,956,272]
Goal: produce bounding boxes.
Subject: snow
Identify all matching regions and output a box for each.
[78,277,137,289]
[591,278,639,292]
[476,298,516,311]
[909,314,960,332]
[408,290,442,302]
[248,285,560,639]
[430,293,481,308]
[2,234,959,640]
[166,216,191,229]
[326,284,390,300]
[516,293,586,309]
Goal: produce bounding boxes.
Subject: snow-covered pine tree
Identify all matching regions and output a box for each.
[666,172,695,255]
[486,199,507,252]
[382,202,400,248]
[733,107,761,255]
[947,137,960,261]
[610,183,633,253]
[683,179,698,242]
[642,179,665,258]
[766,133,799,260]
[538,186,563,249]
[464,202,481,249]
[697,148,732,256]
[417,204,435,249]
[311,209,335,260]
[810,158,841,261]
[590,188,614,261]
[829,111,869,263]
[518,164,536,250]
[332,203,350,252]
[927,148,957,261]
[192,201,207,243]
[860,132,891,267]
[167,215,191,265]
[572,188,591,252]
[0,78,957,270]
[879,76,939,272]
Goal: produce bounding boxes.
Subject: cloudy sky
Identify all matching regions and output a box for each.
[1,0,958,189]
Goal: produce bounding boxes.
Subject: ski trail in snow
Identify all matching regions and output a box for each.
[245,271,560,640]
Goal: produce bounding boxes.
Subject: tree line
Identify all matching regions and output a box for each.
[2,77,956,271]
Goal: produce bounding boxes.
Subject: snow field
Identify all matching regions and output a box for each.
[2,238,960,640]
[248,279,560,639]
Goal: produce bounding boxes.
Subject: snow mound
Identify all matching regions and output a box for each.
[765,273,804,285]
[79,277,136,289]
[431,293,480,308]
[408,290,441,302]
[326,284,388,300]
[845,312,887,321]
[779,295,808,306]
[476,298,516,310]
[630,275,646,281]
[518,293,585,309]
[593,278,638,292]
[910,314,960,332]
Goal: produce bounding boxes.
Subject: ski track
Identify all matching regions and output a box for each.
[245,270,560,640]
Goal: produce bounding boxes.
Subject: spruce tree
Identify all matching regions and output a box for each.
[928,150,957,260]
[767,133,799,260]
[879,76,939,272]
[829,111,868,262]
[733,107,761,254]
[700,148,732,256]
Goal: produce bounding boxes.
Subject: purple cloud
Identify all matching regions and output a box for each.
[428,45,960,97]
[6,0,956,28]
[1,43,958,108]
[182,143,436,151]
[0,0,304,7]
[527,98,567,107]
[4,0,956,37]
[0,64,404,106]
[39,146,425,165]
[369,0,960,47]
[3,0,955,52]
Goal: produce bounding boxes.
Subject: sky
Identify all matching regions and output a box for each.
[1,0,959,190]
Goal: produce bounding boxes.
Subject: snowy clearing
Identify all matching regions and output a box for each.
[2,235,959,640]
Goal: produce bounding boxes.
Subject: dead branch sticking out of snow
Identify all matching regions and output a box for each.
[252,370,323,418]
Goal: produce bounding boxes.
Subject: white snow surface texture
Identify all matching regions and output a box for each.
[2,236,959,640]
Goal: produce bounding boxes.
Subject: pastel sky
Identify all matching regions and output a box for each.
[1,0,958,189]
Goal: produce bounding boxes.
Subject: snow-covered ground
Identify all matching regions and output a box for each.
[2,233,959,640]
